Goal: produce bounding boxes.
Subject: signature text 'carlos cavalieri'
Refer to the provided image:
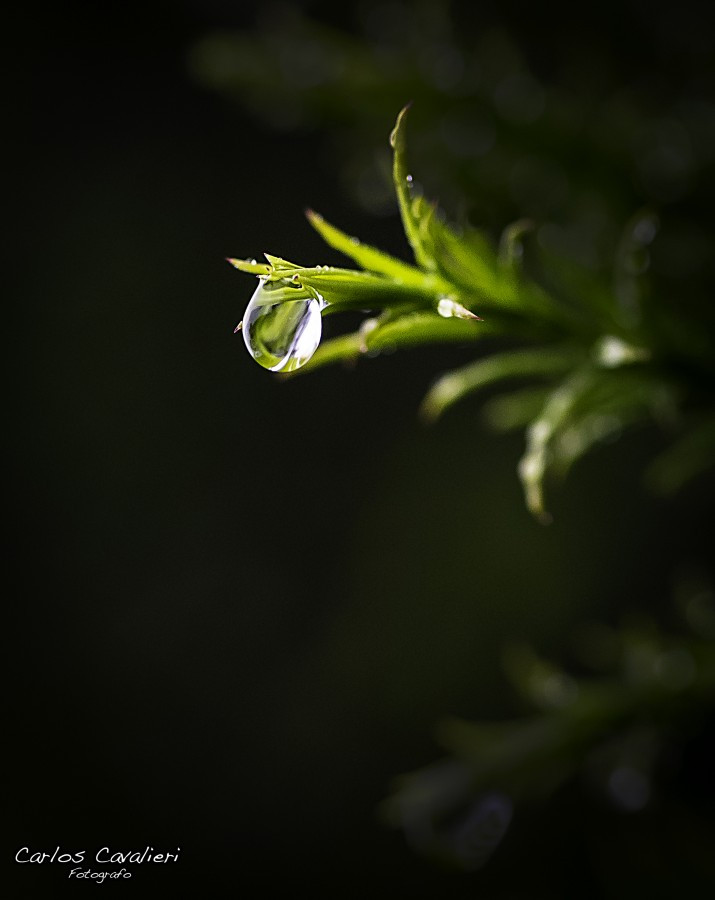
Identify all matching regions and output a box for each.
[15,846,181,881]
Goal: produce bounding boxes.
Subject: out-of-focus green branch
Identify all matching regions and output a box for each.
[380,584,715,871]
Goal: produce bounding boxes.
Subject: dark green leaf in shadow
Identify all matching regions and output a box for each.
[645,416,715,494]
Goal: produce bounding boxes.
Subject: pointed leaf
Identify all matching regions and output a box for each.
[306,209,434,287]
[226,257,271,275]
[420,345,582,423]
[518,365,601,521]
[264,253,302,269]
[390,105,434,271]
[292,312,491,375]
[481,386,553,432]
[299,268,436,310]
[290,332,363,373]
[499,218,533,270]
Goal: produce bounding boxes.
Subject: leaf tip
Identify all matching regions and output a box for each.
[305,209,324,233]
[418,403,440,426]
[389,103,411,148]
[419,374,462,425]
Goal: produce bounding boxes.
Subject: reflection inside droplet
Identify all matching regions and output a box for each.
[241,278,326,372]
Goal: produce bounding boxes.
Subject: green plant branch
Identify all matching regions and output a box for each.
[229,106,714,516]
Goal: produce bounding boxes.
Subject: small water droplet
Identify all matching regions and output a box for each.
[241,278,325,373]
[437,297,481,320]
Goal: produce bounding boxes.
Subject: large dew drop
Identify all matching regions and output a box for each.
[241,278,325,373]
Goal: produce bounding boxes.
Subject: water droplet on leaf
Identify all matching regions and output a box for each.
[241,278,326,373]
[437,297,482,320]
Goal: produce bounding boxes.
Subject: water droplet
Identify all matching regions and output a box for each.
[437,297,481,320]
[241,278,325,373]
[595,335,650,368]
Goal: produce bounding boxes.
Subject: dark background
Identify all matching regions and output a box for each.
[7,1,714,897]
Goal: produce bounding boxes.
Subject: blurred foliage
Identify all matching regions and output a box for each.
[382,572,715,872]
[190,0,715,235]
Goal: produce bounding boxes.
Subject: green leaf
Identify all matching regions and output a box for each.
[518,365,601,521]
[519,364,683,518]
[551,378,669,473]
[420,345,583,423]
[390,105,435,271]
[306,209,435,288]
[295,312,492,374]
[645,416,715,494]
[263,253,302,269]
[424,215,571,326]
[535,243,619,335]
[436,715,576,791]
[290,332,363,373]
[298,268,436,311]
[428,218,501,298]
[502,643,579,711]
[366,311,491,350]
[481,386,554,432]
[499,219,534,270]
[226,257,271,275]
